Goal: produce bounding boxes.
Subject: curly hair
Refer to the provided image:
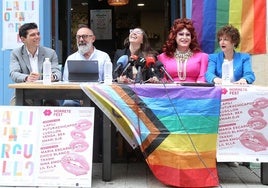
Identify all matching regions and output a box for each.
[162,18,201,57]
[217,25,240,48]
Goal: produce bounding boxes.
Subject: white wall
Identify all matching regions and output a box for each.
[252,55,268,86]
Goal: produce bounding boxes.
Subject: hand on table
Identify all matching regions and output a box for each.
[25,72,40,82]
[213,77,222,85]
[117,75,134,84]
[234,78,248,85]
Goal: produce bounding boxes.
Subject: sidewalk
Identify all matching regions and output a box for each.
[91,162,267,188]
[0,162,266,188]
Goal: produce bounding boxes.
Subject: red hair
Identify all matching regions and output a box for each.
[162,18,201,57]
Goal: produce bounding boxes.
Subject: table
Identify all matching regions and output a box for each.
[8,82,112,181]
[9,82,268,186]
[8,82,91,106]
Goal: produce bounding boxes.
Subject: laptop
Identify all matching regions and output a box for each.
[68,60,99,82]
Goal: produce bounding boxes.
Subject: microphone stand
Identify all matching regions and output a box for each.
[134,57,145,84]
[161,67,174,82]
[135,66,143,83]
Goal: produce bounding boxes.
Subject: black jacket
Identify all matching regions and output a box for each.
[113,48,162,82]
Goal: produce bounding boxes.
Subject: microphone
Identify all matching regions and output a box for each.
[113,55,128,76]
[135,57,146,68]
[145,56,157,78]
[155,61,174,82]
[120,55,138,76]
[134,57,146,83]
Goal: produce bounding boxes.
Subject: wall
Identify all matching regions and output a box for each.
[140,11,165,52]
[252,55,268,86]
[70,12,88,52]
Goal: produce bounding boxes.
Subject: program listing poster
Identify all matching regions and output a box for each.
[217,86,268,162]
[0,106,94,187]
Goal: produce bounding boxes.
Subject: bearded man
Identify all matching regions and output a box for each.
[62,24,111,106]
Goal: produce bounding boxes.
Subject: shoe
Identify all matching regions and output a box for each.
[227,162,239,167]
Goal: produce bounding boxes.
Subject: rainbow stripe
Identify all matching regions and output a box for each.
[82,84,222,187]
[192,0,266,54]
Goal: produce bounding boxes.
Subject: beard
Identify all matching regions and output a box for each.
[78,42,92,55]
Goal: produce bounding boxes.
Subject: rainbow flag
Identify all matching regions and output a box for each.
[192,0,266,54]
[82,84,222,187]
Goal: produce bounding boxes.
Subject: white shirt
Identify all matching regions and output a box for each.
[62,47,111,82]
[26,48,39,73]
[225,59,234,82]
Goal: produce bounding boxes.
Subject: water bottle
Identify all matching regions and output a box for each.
[43,58,51,85]
[104,62,113,84]
[222,59,230,85]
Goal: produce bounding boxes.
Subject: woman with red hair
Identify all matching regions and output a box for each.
[158,18,208,83]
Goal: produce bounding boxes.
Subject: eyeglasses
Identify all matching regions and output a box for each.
[129,29,143,35]
[76,34,93,40]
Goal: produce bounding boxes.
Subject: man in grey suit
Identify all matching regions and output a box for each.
[9,22,62,105]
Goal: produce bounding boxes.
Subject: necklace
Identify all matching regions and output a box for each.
[174,49,193,80]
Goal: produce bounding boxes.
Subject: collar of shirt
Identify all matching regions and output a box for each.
[26,48,39,73]
[26,47,39,58]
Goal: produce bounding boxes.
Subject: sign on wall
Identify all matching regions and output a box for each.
[0,106,94,187]
[2,0,39,50]
[90,9,112,40]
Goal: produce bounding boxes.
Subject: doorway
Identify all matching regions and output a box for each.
[57,0,171,65]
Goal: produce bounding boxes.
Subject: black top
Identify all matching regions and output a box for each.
[113,48,162,83]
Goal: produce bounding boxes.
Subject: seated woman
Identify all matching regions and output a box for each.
[205,24,255,85]
[113,28,161,84]
[157,18,208,83]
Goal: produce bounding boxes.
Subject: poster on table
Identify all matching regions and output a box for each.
[2,0,39,50]
[217,86,268,162]
[0,106,94,187]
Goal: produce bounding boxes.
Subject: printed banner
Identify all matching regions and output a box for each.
[0,106,94,187]
[217,85,268,162]
[2,0,39,50]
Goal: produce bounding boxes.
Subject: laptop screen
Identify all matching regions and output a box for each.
[67,60,99,82]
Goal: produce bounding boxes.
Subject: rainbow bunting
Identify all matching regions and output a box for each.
[192,0,266,54]
[82,84,222,187]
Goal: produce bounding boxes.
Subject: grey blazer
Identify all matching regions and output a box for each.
[9,45,62,83]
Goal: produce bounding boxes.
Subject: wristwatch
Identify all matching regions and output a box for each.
[52,73,58,81]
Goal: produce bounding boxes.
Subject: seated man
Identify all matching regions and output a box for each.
[9,22,61,105]
[62,24,112,106]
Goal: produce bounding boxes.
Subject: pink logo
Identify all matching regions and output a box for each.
[221,88,228,95]
[43,109,52,116]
